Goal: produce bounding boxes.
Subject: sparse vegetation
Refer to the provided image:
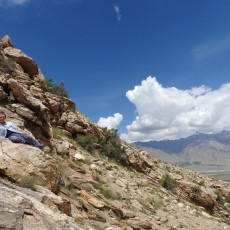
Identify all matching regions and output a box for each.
[0,55,16,74]
[57,161,69,176]
[92,182,113,198]
[75,134,99,153]
[92,181,121,199]
[52,126,69,139]
[198,180,205,186]
[74,158,91,166]
[226,195,230,203]
[192,185,202,196]
[65,182,77,199]
[160,174,177,193]
[169,227,177,230]
[75,128,125,163]
[19,176,36,190]
[39,77,69,98]
[124,202,133,211]
[215,190,225,204]
[152,198,164,209]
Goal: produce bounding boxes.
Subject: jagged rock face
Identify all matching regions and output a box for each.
[0,35,13,48]
[0,179,83,230]
[0,140,59,192]
[0,35,105,146]
[2,35,44,81]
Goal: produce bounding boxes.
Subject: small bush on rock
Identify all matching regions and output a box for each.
[40,77,69,98]
[19,176,36,190]
[192,185,202,196]
[0,55,16,74]
[75,128,125,163]
[160,174,177,193]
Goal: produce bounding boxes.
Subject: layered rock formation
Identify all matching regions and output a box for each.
[0,35,230,230]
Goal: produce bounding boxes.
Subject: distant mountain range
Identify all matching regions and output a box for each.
[134,131,230,178]
[135,130,230,154]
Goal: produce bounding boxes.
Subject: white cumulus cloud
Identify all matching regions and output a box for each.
[121,76,230,142]
[98,113,123,130]
[114,4,122,21]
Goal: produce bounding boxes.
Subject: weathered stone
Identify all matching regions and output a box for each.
[126,217,153,229]
[73,152,86,160]
[35,186,72,216]
[1,35,13,48]
[56,140,70,156]
[7,79,52,138]
[80,190,105,209]
[10,103,43,126]
[190,192,216,211]
[3,47,44,80]
[0,140,59,192]
[0,180,83,229]
[87,209,106,222]
[57,112,68,126]
[0,86,7,99]
[45,92,64,113]
[127,152,152,173]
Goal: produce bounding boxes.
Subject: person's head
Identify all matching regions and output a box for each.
[0,110,6,123]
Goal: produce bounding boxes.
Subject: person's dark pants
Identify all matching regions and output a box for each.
[8,132,43,148]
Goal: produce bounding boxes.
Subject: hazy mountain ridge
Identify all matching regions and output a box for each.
[135,130,230,154]
[135,131,230,181]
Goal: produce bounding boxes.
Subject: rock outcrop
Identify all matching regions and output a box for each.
[0,140,59,192]
[0,35,230,230]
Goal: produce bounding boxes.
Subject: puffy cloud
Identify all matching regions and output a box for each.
[98,113,123,130]
[114,4,122,21]
[121,76,230,142]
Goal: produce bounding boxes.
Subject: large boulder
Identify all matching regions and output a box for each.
[7,79,52,138]
[3,46,44,80]
[0,180,83,230]
[0,140,59,192]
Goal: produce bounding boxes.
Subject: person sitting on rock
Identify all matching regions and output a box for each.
[0,110,44,148]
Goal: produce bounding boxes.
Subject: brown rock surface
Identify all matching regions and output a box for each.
[0,140,59,192]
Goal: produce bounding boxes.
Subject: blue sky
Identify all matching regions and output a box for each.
[1,0,230,142]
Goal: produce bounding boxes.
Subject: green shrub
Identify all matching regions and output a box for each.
[75,128,125,163]
[57,161,69,176]
[215,190,225,204]
[92,182,113,199]
[192,185,202,196]
[0,55,16,74]
[19,176,36,190]
[75,134,99,153]
[52,126,68,139]
[160,174,176,193]
[40,77,69,98]
[226,195,230,203]
[74,158,91,166]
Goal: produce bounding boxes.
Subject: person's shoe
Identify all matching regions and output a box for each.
[37,143,44,149]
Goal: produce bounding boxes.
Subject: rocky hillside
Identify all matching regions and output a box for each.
[0,35,230,230]
[135,132,230,176]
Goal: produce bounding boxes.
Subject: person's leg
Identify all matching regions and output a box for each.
[8,133,26,144]
[20,133,44,147]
